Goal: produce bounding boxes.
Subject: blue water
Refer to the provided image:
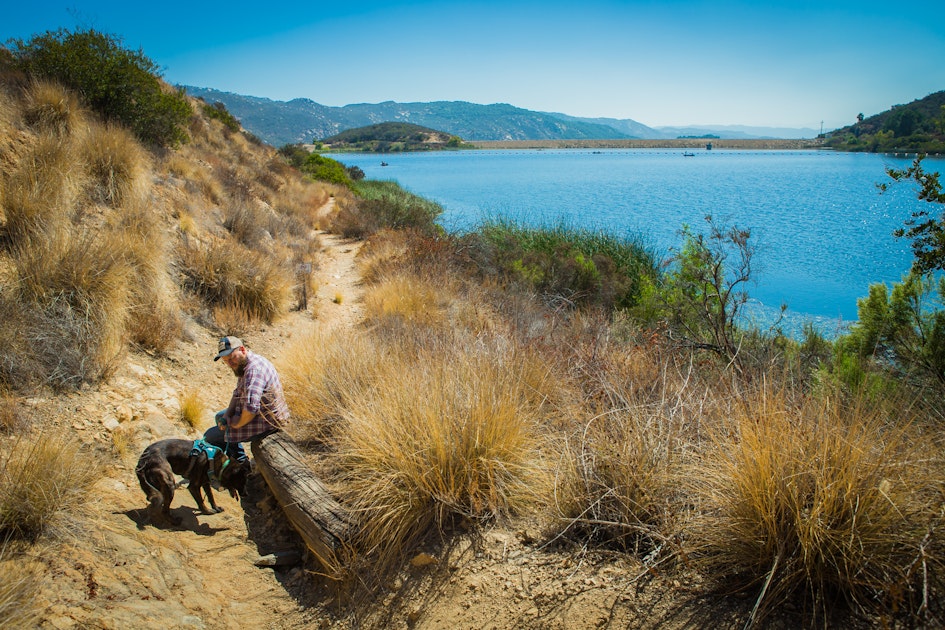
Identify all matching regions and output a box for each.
[334,149,944,336]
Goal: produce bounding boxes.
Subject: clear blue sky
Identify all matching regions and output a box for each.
[4,0,944,130]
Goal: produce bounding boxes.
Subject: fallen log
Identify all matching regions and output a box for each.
[250,431,354,570]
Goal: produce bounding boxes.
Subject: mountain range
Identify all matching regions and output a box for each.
[182,86,821,147]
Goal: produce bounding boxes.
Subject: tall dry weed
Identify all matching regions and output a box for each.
[686,388,943,623]
[0,133,82,248]
[23,78,83,136]
[0,433,101,542]
[79,121,148,207]
[332,345,548,573]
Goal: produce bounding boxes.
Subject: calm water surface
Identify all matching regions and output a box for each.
[335,149,944,336]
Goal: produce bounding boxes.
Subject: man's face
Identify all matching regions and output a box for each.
[221,347,247,376]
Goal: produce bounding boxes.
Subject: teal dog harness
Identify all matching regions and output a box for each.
[190,439,230,479]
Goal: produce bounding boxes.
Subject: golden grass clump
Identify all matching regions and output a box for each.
[551,409,682,555]
[178,387,206,429]
[22,78,83,136]
[362,271,449,329]
[686,388,943,622]
[179,239,291,325]
[78,121,148,207]
[331,345,547,573]
[0,133,82,248]
[7,231,131,388]
[0,548,42,629]
[0,433,102,542]
[278,328,388,443]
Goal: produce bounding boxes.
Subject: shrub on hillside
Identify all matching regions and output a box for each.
[201,100,240,133]
[331,180,443,238]
[178,239,291,325]
[7,28,191,147]
[300,153,350,185]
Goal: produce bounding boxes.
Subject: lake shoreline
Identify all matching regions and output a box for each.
[470,138,827,150]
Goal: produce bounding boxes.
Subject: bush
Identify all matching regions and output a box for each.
[202,101,240,133]
[0,433,101,542]
[8,28,191,147]
[300,153,350,185]
[470,217,658,310]
[687,389,941,623]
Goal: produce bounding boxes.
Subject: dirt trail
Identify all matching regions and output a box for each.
[36,201,365,630]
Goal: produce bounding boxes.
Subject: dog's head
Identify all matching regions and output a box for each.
[217,457,251,499]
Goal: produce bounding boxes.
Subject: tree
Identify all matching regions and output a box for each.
[842,156,945,388]
[655,215,768,373]
[881,155,945,274]
[7,28,191,147]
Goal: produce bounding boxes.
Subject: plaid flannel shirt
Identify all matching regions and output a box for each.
[225,351,290,443]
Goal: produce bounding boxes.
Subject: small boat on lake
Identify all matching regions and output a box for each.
[380,161,389,166]
[683,152,695,157]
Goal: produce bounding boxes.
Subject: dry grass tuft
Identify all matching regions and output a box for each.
[5,230,131,389]
[686,388,943,622]
[178,387,206,429]
[0,433,102,543]
[179,239,291,325]
[0,133,82,248]
[551,409,682,555]
[278,328,388,443]
[79,121,148,207]
[23,78,83,136]
[0,547,42,629]
[362,272,448,329]
[331,344,547,574]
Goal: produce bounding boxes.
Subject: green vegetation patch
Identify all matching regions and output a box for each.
[7,28,192,147]
[471,218,659,310]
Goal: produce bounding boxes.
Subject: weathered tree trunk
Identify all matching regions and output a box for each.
[250,431,353,570]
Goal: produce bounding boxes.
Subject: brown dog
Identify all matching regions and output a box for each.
[135,438,248,525]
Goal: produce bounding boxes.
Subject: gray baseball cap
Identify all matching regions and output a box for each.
[214,336,243,361]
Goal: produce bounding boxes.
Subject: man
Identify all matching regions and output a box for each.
[211,336,290,463]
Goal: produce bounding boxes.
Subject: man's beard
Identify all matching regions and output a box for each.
[232,356,248,377]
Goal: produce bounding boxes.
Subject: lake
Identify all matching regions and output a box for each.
[332,148,944,337]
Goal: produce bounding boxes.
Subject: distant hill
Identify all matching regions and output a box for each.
[183,87,632,146]
[825,91,945,153]
[320,122,472,152]
[183,86,833,147]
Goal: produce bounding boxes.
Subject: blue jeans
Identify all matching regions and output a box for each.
[204,411,247,462]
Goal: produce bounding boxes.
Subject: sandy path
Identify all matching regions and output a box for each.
[36,201,365,629]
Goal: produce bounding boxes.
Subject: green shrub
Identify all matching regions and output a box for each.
[300,153,351,185]
[471,217,658,310]
[8,28,191,147]
[201,100,240,133]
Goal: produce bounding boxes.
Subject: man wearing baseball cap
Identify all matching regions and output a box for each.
[210,336,290,463]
